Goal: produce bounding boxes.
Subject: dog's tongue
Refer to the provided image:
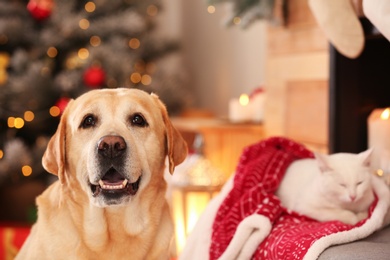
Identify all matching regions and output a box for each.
[102,168,124,184]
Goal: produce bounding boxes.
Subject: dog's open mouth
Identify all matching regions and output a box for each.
[91,168,141,197]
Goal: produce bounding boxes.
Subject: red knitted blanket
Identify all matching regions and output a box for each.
[210,137,376,259]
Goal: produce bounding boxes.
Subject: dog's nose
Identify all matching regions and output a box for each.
[97,135,127,158]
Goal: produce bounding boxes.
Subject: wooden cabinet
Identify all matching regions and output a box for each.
[171,118,265,178]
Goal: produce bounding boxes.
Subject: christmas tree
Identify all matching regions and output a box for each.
[0,0,190,191]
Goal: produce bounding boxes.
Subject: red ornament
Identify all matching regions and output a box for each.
[250,86,265,99]
[27,0,54,21]
[55,97,70,115]
[83,66,106,88]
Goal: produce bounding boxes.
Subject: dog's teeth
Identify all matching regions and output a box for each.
[97,179,129,190]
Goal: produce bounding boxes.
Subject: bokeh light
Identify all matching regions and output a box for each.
[130,72,142,83]
[129,38,140,49]
[147,5,158,16]
[78,48,89,59]
[24,111,35,122]
[207,5,216,14]
[22,165,32,177]
[141,74,152,85]
[47,47,58,58]
[49,106,61,117]
[90,36,101,47]
[85,2,96,12]
[79,19,90,30]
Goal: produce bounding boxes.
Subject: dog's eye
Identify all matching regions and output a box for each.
[81,115,96,129]
[131,114,148,127]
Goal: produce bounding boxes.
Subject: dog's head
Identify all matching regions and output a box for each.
[42,88,187,207]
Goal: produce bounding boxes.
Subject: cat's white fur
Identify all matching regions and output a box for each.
[276,149,375,225]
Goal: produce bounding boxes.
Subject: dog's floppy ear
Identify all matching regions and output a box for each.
[42,100,73,184]
[152,93,188,174]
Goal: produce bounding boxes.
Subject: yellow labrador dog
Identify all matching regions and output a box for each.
[16,88,187,259]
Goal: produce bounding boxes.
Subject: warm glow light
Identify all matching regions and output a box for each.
[233,16,241,25]
[50,106,61,117]
[207,5,216,14]
[172,189,186,255]
[239,94,249,106]
[85,2,96,12]
[78,48,89,59]
[380,108,390,120]
[0,150,3,159]
[47,47,58,58]
[130,72,142,83]
[172,188,219,256]
[90,36,101,47]
[14,117,24,129]
[22,165,32,177]
[79,19,90,30]
[7,117,15,128]
[129,38,141,49]
[141,74,152,85]
[186,192,211,234]
[24,111,35,122]
[147,5,158,16]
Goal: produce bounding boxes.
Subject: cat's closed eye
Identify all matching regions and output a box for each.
[339,183,347,188]
[356,181,363,186]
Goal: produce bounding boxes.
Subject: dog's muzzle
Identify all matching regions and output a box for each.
[90,135,141,200]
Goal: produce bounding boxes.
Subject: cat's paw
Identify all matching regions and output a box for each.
[338,211,360,225]
[356,211,369,221]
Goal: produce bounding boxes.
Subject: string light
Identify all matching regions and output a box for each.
[24,111,35,122]
[7,117,15,128]
[130,72,142,83]
[0,150,3,159]
[22,165,32,177]
[14,117,25,129]
[79,18,90,30]
[129,38,140,49]
[147,5,158,16]
[207,5,216,14]
[90,36,101,47]
[47,47,58,58]
[49,106,61,117]
[141,74,152,85]
[78,48,89,59]
[85,2,96,12]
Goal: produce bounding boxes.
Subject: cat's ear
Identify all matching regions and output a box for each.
[314,152,333,173]
[358,148,373,167]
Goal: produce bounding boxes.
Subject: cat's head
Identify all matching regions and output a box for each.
[315,149,373,204]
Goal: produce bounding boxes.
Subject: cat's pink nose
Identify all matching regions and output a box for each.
[350,195,356,201]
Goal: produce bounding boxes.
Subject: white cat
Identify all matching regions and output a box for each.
[276,149,375,225]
